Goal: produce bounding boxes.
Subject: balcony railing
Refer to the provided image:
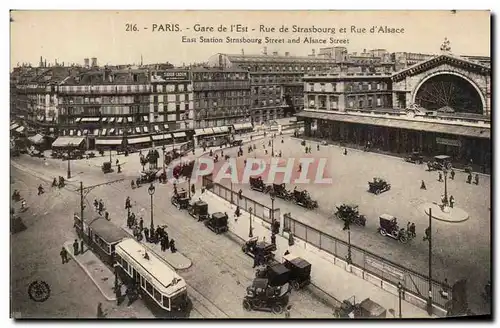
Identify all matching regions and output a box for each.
[58,88,150,95]
[193,81,251,91]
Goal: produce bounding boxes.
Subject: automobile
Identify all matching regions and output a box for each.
[272,183,292,200]
[101,161,112,173]
[249,176,268,193]
[188,200,209,221]
[377,214,412,244]
[368,178,391,195]
[171,188,190,210]
[205,212,228,234]
[29,149,45,158]
[404,151,424,164]
[334,204,367,227]
[255,262,290,287]
[334,297,387,318]
[427,155,452,171]
[242,278,291,314]
[62,150,84,160]
[242,237,276,263]
[282,254,312,290]
[292,189,318,209]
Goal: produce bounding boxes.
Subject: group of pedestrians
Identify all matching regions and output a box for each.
[59,238,85,264]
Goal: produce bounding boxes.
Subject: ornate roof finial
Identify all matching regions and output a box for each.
[440,37,452,54]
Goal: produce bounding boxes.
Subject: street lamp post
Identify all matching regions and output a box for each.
[426,207,433,315]
[398,282,404,318]
[271,135,274,157]
[346,227,352,264]
[67,148,72,179]
[162,145,166,175]
[270,191,276,229]
[109,148,112,164]
[148,184,156,232]
[248,208,253,238]
[229,166,234,204]
[443,169,448,205]
[188,177,192,199]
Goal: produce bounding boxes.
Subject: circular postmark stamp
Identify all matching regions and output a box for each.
[28,280,51,302]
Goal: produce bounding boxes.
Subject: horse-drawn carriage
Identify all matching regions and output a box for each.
[368,178,391,195]
[334,204,367,227]
[188,200,209,221]
[249,176,269,193]
[292,189,318,209]
[231,139,243,147]
[377,214,413,244]
[172,160,195,179]
[171,188,190,210]
[427,155,452,171]
[139,169,159,184]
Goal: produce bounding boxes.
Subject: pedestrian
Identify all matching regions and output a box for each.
[420,180,427,190]
[298,164,302,172]
[125,196,131,209]
[467,174,472,184]
[284,305,292,318]
[169,239,176,253]
[343,148,348,156]
[115,283,123,305]
[105,211,109,221]
[438,172,443,182]
[440,278,450,299]
[271,233,276,245]
[252,253,259,268]
[139,217,144,231]
[97,302,106,318]
[60,247,68,264]
[116,159,119,165]
[475,174,479,185]
[191,184,196,196]
[73,239,79,256]
[449,195,455,208]
[117,164,121,173]
[450,169,455,180]
[407,222,411,232]
[144,227,149,242]
[317,144,320,151]
[80,240,85,254]
[410,223,416,238]
[94,199,99,210]
[38,184,44,195]
[284,250,290,256]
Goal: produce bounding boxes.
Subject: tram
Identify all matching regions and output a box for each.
[74,210,129,264]
[73,210,189,313]
[115,238,189,312]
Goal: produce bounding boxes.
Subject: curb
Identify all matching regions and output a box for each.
[424,206,470,223]
[63,242,117,302]
[119,227,193,270]
[291,136,491,178]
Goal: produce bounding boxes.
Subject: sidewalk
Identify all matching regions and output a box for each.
[120,225,193,271]
[63,240,116,302]
[200,191,439,319]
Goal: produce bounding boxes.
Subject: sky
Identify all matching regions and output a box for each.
[10,10,491,69]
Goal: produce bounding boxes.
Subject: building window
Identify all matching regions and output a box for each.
[368,84,372,91]
[332,83,337,92]
[377,83,381,90]
[359,100,364,108]
[185,103,189,111]
[368,97,373,107]
[176,104,180,111]
[153,96,158,103]
[377,97,382,106]
[308,83,314,91]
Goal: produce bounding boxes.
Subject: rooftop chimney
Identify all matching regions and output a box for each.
[241,49,244,55]
[91,57,97,67]
[312,49,316,56]
[263,47,268,55]
[273,51,278,56]
[285,52,290,56]
[84,58,90,68]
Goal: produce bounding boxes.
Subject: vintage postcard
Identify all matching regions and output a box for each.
[9,10,491,319]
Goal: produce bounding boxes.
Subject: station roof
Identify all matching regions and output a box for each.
[296,110,490,139]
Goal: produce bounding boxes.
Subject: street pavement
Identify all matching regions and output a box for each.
[200,191,436,318]
[10,138,336,318]
[10,166,154,319]
[212,135,491,315]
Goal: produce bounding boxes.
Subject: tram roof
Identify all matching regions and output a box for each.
[115,238,187,296]
[75,211,129,244]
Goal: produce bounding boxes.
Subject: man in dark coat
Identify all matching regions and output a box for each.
[139,218,144,231]
[60,247,68,264]
[73,239,79,256]
[144,227,149,242]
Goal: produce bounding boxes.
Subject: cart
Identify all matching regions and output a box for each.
[205,212,229,234]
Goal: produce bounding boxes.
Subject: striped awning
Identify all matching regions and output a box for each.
[152,134,173,141]
[128,136,151,145]
[52,136,85,148]
[95,138,122,146]
[212,127,223,134]
[81,117,100,122]
[194,129,205,136]
[173,132,187,138]
[203,128,215,135]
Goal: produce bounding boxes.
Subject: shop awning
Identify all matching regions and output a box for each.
[75,118,82,123]
[52,136,85,148]
[28,133,44,144]
[81,117,100,122]
[194,128,205,136]
[152,133,173,141]
[15,126,25,133]
[95,138,123,146]
[212,127,223,134]
[220,126,230,133]
[232,123,243,130]
[10,123,19,130]
[173,132,187,138]
[242,122,253,129]
[128,136,151,145]
[203,128,215,135]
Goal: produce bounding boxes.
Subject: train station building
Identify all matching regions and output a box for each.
[296,53,491,171]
